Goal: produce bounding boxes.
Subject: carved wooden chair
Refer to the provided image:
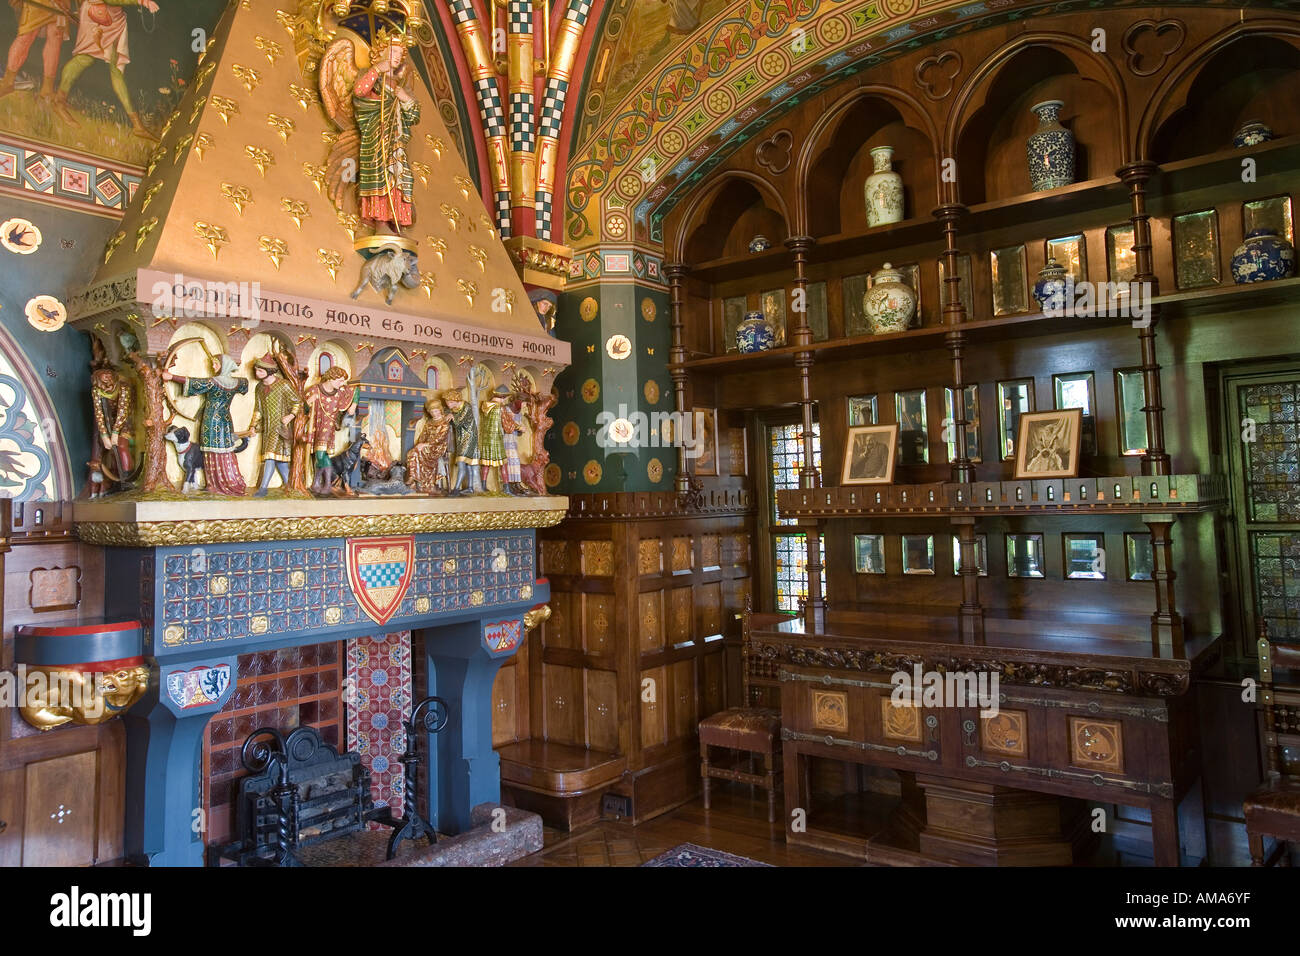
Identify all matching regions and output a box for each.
[698,597,783,822]
[1245,622,1300,866]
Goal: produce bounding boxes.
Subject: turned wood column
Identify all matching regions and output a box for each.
[786,235,824,630]
[936,203,974,484]
[1119,162,1170,476]
[665,262,690,497]
[952,517,985,644]
[1145,516,1184,657]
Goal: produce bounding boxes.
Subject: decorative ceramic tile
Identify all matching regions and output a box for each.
[347,631,413,822]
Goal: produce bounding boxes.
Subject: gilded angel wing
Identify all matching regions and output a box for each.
[319,37,363,211]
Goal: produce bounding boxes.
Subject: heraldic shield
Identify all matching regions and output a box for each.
[346,536,416,626]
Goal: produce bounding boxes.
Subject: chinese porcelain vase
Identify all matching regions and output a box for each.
[1233,120,1274,148]
[1025,100,1075,191]
[1033,256,1069,311]
[1231,228,1295,284]
[748,234,771,253]
[863,146,904,227]
[863,263,917,334]
[736,310,776,352]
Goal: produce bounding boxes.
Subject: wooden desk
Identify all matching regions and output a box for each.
[757,607,1221,866]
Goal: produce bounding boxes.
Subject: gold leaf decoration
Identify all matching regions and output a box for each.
[173,133,193,164]
[419,272,437,297]
[479,213,497,239]
[245,145,275,177]
[289,83,318,111]
[467,244,487,272]
[501,288,516,314]
[103,230,126,264]
[145,144,166,176]
[189,95,208,124]
[231,63,261,93]
[440,203,464,231]
[336,210,362,241]
[457,278,478,306]
[259,235,288,270]
[159,109,181,139]
[411,159,431,187]
[274,9,296,33]
[280,198,310,230]
[210,95,239,124]
[193,132,215,160]
[321,129,339,147]
[317,248,343,281]
[253,36,283,65]
[302,162,327,193]
[134,216,159,251]
[266,113,295,143]
[425,134,445,158]
[454,175,473,199]
[194,221,229,260]
[194,60,217,88]
[221,182,252,215]
[424,236,447,262]
[140,181,164,211]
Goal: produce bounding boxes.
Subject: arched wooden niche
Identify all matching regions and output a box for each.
[798,88,938,238]
[950,39,1126,205]
[1146,32,1300,162]
[679,173,789,264]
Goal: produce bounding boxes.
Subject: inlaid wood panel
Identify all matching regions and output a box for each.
[492,665,518,747]
[671,659,697,741]
[641,665,667,749]
[699,581,723,636]
[544,663,583,746]
[543,591,577,649]
[702,651,726,718]
[22,751,98,868]
[582,593,614,654]
[586,669,619,752]
[580,540,614,576]
[542,540,575,576]
[670,536,693,572]
[638,591,664,653]
[701,534,721,568]
[668,587,693,644]
[0,768,21,867]
[638,538,662,575]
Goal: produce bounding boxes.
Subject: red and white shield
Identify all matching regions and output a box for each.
[345,536,416,626]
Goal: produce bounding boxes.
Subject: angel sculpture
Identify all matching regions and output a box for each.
[319,25,421,233]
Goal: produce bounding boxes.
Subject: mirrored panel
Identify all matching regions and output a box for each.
[848,394,878,426]
[901,534,935,575]
[1244,195,1294,243]
[1064,533,1106,580]
[895,389,929,465]
[1046,234,1087,282]
[990,244,1029,315]
[951,533,989,576]
[806,280,829,342]
[855,533,886,574]
[1106,224,1137,289]
[944,384,982,463]
[1006,533,1046,578]
[1053,371,1097,456]
[998,379,1036,460]
[1115,368,1149,457]
[722,295,748,353]
[843,273,871,336]
[937,253,974,318]
[1125,532,1154,581]
[1172,209,1221,289]
[761,288,788,346]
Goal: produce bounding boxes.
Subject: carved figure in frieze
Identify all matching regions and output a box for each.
[404,393,451,494]
[121,347,175,495]
[89,364,134,494]
[351,246,419,304]
[478,384,515,494]
[250,352,302,497]
[306,366,357,496]
[514,372,554,496]
[445,367,484,494]
[161,354,250,496]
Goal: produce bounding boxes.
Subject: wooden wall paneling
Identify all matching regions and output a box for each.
[543,662,583,746]
[21,750,98,867]
[586,668,619,752]
[640,664,667,750]
[492,663,518,747]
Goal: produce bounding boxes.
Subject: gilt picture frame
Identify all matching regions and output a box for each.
[1013,408,1083,479]
[841,424,899,485]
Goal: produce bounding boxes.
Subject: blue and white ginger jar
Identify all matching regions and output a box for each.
[1231,228,1295,284]
[1033,257,1069,312]
[1233,121,1274,149]
[736,310,776,352]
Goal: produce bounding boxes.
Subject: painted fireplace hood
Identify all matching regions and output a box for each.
[68,0,566,369]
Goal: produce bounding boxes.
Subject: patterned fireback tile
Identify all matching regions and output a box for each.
[346,631,413,822]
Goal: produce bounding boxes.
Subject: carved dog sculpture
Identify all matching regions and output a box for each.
[351,248,420,305]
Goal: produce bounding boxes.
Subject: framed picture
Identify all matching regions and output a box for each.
[692,407,719,476]
[1013,408,1083,479]
[841,424,899,485]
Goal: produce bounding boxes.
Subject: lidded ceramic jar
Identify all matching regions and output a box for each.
[1033,256,1069,312]
[1233,120,1274,149]
[863,146,904,227]
[1025,99,1075,191]
[736,310,776,352]
[1231,228,1295,284]
[863,263,917,333]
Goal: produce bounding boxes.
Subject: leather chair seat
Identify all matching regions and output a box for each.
[698,707,781,750]
[1244,778,1300,817]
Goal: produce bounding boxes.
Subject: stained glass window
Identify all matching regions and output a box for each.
[1240,382,1300,523]
[1251,532,1300,641]
[770,422,823,612]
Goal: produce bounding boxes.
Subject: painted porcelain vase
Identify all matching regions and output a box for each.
[863,263,916,333]
[1032,256,1069,312]
[863,146,904,227]
[736,310,776,352]
[748,234,771,253]
[1233,120,1274,148]
[1025,100,1075,191]
[1231,228,1295,284]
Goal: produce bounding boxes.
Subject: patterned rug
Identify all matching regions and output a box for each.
[642,843,773,867]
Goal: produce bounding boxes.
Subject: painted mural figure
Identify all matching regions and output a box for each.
[0,0,73,102]
[89,365,133,492]
[51,0,162,141]
[250,353,301,497]
[306,366,357,496]
[162,355,248,496]
[404,393,451,494]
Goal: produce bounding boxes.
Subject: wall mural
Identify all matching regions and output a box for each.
[0,321,66,500]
